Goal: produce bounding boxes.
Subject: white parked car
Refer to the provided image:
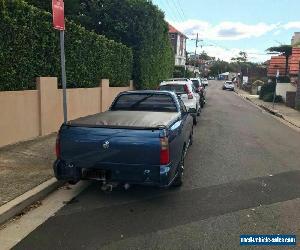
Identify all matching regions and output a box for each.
[159,80,201,125]
[201,78,209,86]
[222,81,235,91]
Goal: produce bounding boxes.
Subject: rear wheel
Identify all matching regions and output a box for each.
[200,99,205,108]
[172,149,185,187]
[197,105,201,116]
[189,128,193,146]
[193,115,198,125]
[68,180,78,185]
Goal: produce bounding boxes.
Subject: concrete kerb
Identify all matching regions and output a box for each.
[0,178,63,225]
[234,89,300,132]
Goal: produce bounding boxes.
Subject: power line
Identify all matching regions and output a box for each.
[175,0,187,20]
[170,0,185,22]
[165,0,183,23]
[157,1,174,22]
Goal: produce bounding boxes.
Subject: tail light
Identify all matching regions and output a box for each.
[160,137,170,165]
[184,84,194,99]
[55,134,61,158]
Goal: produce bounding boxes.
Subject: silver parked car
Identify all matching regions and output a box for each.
[222,81,235,91]
[159,80,201,125]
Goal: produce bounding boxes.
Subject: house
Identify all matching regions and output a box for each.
[291,32,300,46]
[267,56,286,77]
[168,24,187,66]
[289,47,300,83]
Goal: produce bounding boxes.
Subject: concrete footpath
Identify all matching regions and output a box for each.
[235,88,300,129]
[0,134,59,224]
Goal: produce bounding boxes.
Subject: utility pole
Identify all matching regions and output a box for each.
[193,33,198,77]
[272,69,279,109]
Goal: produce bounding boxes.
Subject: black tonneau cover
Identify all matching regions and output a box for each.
[67,111,180,129]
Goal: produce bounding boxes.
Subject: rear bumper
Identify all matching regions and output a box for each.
[53,159,175,187]
[223,85,234,90]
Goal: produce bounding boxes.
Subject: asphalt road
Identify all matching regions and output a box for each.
[14,81,300,250]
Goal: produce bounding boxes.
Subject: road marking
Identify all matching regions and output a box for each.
[0,181,90,250]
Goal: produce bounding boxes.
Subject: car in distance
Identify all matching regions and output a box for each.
[54,91,194,189]
[201,78,209,86]
[159,80,201,125]
[189,78,206,108]
[222,81,235,91]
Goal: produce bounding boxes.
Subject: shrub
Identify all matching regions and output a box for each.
[0,0,133,91]
[27,0,175,90]
[252,80,264,87]
[259,82,276,100]
[173,66,193,78]
[263,93,283,103]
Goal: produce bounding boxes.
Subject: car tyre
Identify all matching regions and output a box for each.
[193,115,198,125]
[200,99,205,108]
[197,106,201,116]
[189,129,193,146]
[68,180,78,185]
[172,149,185,187]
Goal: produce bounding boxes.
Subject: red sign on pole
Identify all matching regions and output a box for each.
[52,0,65,30]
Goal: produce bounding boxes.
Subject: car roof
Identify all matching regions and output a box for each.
[165,78,189,81]
[123,90,177,98]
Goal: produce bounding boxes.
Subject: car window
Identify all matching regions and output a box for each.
[178,97,187,113]
[191,80,200,88]
[159,84,185,93]
[111,93,177,112]
[191,84,197,93]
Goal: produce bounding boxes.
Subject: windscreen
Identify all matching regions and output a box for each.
[111,93,177,112]
[191,80,200,88]
[159,84,186,93]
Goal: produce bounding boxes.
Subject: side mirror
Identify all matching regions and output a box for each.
[188,108,197,114]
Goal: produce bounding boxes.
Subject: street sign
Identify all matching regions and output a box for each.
[52,0,68,123]
[52,0,65,31]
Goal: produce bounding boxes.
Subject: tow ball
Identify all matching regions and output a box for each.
[100,182,131,192]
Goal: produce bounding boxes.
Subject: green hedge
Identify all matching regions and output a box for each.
[262,93,283,103]
[259,82,276,100]
[0,0,133,91]
[173,66,193,78]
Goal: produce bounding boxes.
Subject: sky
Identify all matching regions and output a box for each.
[152,0,300,62]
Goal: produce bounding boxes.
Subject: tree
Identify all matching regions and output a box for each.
[25,0,174,89]
[209,60,234,76]
[231,51,248,63]
[266,45,292,77]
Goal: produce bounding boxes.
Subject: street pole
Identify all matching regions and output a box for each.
[52,0,67,123]
[60,30,68,123]
[193,33,198,77]
[273,69,279,109]
[272,78,277,109]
